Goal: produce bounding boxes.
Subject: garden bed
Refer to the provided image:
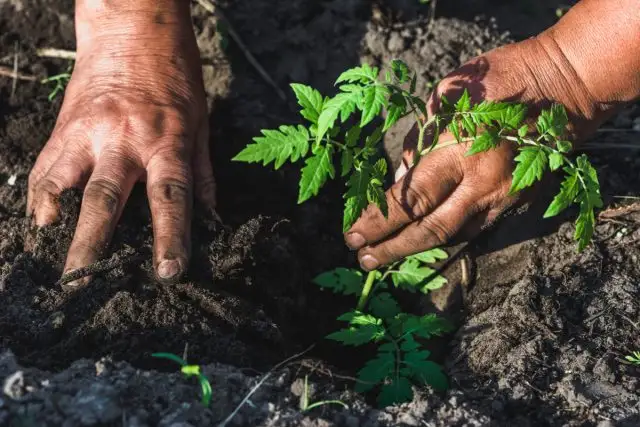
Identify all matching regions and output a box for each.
[1,0,639,425]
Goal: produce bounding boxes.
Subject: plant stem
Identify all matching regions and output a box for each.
[356,270,378,311]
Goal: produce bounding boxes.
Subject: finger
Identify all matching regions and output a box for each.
[27,139,64,216]
[30,148,93,226]
[356,191,480,270]
[63,151,140,289]
[193,122,216,210]
[345,147,463,251]
[147,149,193,283]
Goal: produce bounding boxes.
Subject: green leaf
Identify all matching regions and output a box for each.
[469,101,525,128]
[367,183,388,218]
[403,352,448,391]
[455,89,471,112]
[448,121,461,143]
[510,146,548,193]
[355,350,395,393]
[360,85,389,127]
[369,292,401,319]
[391,259,440,293]
[312,268,363,295]
[408,248,448,264]
[233,125,310,169]
[400,313,453,339]
[537,104,569,137]
[335,63,379,84]
[518,125,528,138]
[341,149,354,177]
[345,125,362,147]
[317,92,359,143]
[557,140,572,153]
[377,377,413,407]
[290,83,324,124]
[574,155,602,250]
[544,167,580,218]
[383,103,403,132]
[575,205,595,252]
[391,59,410,83]
[549,152,564,171]
[152,352,187,366]
[327,313,385,346]
[343,164,371,232]
[298,145,335,203]
[466,129,500,156]
[409,73,417,93]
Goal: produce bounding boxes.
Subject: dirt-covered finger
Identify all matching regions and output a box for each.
[62,153,139,289]
[146,150,193,283]
[356,191,479,270]
[30,150,93,227]
[345,148,462,251]
[193,123,216,210]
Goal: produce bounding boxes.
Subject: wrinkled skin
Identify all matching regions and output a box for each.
[345,0,640,270]
[27,0,640,285]
[27,1,215,287]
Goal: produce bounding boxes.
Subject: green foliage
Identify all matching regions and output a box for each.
[41,68,72,102]
[625,351,640,365]
[151,353,213,406]
[235,59,602,408]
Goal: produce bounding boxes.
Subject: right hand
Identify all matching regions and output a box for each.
[345,33,606,270]
[27,2,215,287]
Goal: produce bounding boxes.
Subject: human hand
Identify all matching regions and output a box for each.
[27,1,215,287]
[343,34,603,271]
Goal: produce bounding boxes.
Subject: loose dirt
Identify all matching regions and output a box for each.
[0,1,638,426]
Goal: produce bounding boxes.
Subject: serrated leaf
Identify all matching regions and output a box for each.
[369,292,401,319]
[298,145,335,203]
[290,83,324,124]
[383,103,403,132]
[377,377,413,407]
[355,350,395,393]
[391,259,438,293]
[408,248,448,263]
[403,353,448,391]
[361,85,389,127]
[317,92,360,143]
[326,324,385,346]
[557,140,572,153]
[391,59,410,83]
[518,125,528,138]
[573,155,602,250]
[335,63,379,84]
[400,335,421,352]
[549,152,564,171]
[510,146,548,193]
[410,73,417,93]
[367,183,388,218]
[466,129,500,156]
[448,121,461,143]
[401,313,453,339]
[455,89,471,112]
[575,204,595,252]
[538,104,569,137]
[501,104,527,129]
[543,168,580,218]
[341,149,354,177]
[345,125,362,147]
[343,165,371,232]
[233,125,310,169]
[312,268,363,295]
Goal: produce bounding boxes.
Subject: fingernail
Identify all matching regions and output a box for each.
[61,277,89,291]
[395,163,408,182]
[345,232,366,250]
[157,259,181,281]
[360,254,380,271]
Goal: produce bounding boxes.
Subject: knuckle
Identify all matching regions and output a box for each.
[35,177,63,200]
[150,178,191,205]
[84,178,122,216]
[403,180,436,219]
[419,216,453,246]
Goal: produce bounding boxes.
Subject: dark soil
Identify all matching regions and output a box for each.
[1,0,639,426]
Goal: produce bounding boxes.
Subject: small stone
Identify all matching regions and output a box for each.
[6,174,16,186]
[387,32,405,52]
[3,371,25,399]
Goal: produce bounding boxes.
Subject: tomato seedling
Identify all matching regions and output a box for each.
[234,59,601,406]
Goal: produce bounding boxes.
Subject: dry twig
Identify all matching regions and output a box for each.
[36,47,77,60]
[0,65,36,81]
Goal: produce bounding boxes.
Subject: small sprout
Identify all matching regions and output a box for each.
[41,70,72,102]
[300,375,349,412]
[625,351,640,365]
[152,352,213,406]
